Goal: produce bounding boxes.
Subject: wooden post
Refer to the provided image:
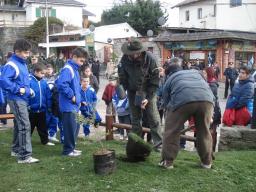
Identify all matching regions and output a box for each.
[106,115,114,140]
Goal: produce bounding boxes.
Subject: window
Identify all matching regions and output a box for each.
[185,10,189,21]
[198,8,202,19]
[213,4,216,17]
[36,8,56,18]
[36,8,41,17]
[230,0,242,7]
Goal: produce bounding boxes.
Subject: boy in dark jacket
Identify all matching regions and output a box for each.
[0,39,39,163]
[29,63,54,146]
[57,47,88,157]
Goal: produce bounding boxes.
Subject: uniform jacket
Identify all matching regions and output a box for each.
[57,59,81,112]
[29,74,52,112]
[0,54,31,102]
[80,85,97,114]
[118,51,160,100]
[112,92,130,116]
[163,70,214,111]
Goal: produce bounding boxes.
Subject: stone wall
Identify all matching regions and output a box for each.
[113,37,162,65]
[218,126,256,151]
[0,27,27,64]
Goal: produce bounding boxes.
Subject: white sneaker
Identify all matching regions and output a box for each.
[45,142,55,146]
[74,149,82,154]
[48,136,59,142]
[18,157,40,164]
[201,163,212,169]
[119,135,124,140]
[11,151,18,157]
[67,151,81,157]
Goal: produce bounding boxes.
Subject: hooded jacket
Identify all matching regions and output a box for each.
[29,74,52,112]
[163,70,214,111]
[0,54,31,102]
[226,76,254,109]
[57,59,81,112]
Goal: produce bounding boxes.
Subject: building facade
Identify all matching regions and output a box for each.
[175,0,256,32]
[155,28,256,80]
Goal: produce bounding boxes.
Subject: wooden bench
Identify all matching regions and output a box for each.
[0,114,15,120]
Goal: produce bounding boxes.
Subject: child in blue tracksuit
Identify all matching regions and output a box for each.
[112,86,131,140]
[0,39,39,163]
[80,77,101,136]
[44,64,63,143]
[29,63,54,146]
[57,47,88,157]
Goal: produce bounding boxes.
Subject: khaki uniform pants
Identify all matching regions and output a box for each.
[162,102,213,165]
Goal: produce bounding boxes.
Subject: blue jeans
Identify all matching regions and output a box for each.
[8,100,32,160]
[61,112,80,155]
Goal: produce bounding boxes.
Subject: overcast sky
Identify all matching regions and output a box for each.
[78,0,183,27]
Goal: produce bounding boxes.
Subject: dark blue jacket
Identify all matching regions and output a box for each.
[29,74,52,112]
[224,67,239,81]
[57,59,81,112]
[0,54,31,102]
[226,76,254,109]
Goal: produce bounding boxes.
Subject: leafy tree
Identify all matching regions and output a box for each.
[100,0,168,36]
[25,17,63,44]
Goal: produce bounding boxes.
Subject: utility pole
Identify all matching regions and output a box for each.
[45,0,49,58]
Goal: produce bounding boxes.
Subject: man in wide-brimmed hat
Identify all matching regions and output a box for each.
[118,38,162,152]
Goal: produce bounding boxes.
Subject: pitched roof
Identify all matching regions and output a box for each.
[0,5,25,12]
[154,30,256,42]
[172,0,206,8]
[82,9,95,17]
[26,0,85,7]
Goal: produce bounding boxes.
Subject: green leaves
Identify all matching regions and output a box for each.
[25,17,63,44]
[99,0,167,36]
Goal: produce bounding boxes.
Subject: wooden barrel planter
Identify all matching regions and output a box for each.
[93,149,116,175]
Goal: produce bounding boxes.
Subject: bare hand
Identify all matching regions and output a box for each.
[20,88,25,95]
[72,96,76,103]
[141,99,148,109]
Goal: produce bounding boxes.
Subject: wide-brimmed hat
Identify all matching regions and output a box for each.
[121,38,146,55]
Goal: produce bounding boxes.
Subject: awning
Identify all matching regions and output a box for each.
[38,40,85,48]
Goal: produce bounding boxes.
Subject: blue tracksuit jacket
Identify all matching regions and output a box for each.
[57,59,81,112]
[0,54,31,102]
[29,74,52,112]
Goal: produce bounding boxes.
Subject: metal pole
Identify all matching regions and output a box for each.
[46,0,49,58]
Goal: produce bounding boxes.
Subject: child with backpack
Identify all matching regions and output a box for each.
[28,63,55,146]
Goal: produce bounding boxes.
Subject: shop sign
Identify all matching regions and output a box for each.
[85,33,94,47]
[164,40,217,50]
[231,41,255,52]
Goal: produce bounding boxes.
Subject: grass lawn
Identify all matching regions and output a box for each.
[0,129,255,192]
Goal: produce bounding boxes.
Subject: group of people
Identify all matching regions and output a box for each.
[0,39,103,163]
[0,37,254,170]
